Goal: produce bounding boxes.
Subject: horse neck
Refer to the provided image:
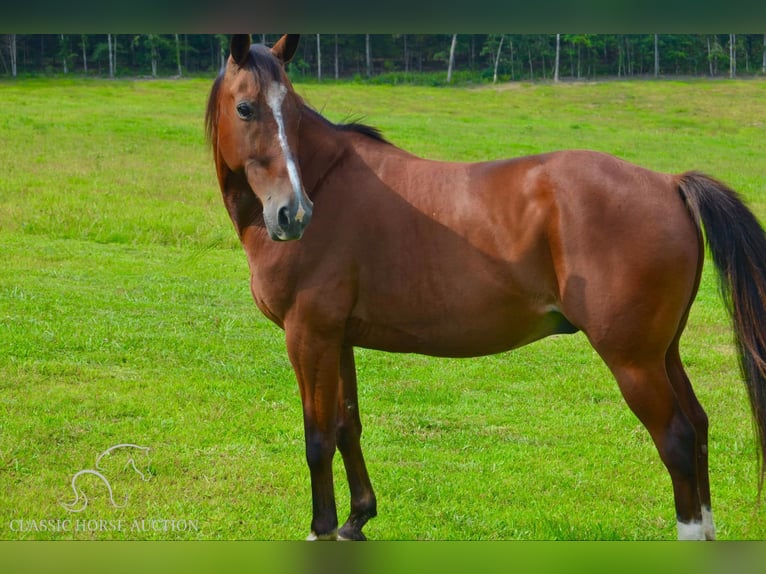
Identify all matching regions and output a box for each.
[296,108,351,196]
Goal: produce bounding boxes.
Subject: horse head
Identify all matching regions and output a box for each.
[208,34,312,241]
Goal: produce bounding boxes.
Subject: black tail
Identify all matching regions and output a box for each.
[679,171,766,494]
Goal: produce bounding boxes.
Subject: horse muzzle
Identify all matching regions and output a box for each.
[266,194,314,241]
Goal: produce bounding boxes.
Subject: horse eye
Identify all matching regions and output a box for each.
[236,101,255,121]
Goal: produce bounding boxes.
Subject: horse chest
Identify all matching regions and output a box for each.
[248,267,293,328]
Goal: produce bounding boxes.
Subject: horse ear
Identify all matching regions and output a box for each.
[271,34,300,65]
[230,34,251,66]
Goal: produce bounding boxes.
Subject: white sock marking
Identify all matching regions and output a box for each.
[677,519,705,540]
[701,506,716,540]
[306,529,338,541]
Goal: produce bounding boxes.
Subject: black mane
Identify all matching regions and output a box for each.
[302,106,389,145]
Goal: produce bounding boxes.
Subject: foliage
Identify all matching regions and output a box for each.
[2,34,765,81]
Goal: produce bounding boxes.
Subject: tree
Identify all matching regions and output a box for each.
[215,35,227,71]
[5,33,766,81]
[365,34,371,77]
[80,35,89,75]
[108,34,114,78]
[59,34,69,74]
[706,35,726,76]
[175,34,182,76]
[402,34,409,72]
[493,35,504,83]
[567,34,593,79]
[334,34,339,79]
[10,34,17,77]
[447,34,457,83]
[149,35,159,77]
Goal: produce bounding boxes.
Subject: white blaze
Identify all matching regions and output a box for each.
[265,81,306,222]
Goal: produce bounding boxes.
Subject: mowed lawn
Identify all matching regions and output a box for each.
[1,77,765,540]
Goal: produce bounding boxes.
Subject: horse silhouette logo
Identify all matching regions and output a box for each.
[61,444,152,513]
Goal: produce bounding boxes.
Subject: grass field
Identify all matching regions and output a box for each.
[1,76,765,540]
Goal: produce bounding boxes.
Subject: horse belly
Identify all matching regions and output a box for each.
[346,297,576,358]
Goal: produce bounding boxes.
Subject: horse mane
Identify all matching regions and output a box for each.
[205,50,389,149]
[204,72,223,146]
[302,106,389,144]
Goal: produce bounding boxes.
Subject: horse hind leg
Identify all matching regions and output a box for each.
[666,340,715,540]
[600,352,705,540]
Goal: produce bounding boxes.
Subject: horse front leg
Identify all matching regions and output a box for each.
[286,328,341,540]
[336,345,377,540]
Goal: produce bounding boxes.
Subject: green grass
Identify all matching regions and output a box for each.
[1,77,765,540]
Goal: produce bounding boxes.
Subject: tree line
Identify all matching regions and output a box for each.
[3,34,766,82]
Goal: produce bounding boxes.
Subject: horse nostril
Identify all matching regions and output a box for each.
[278,206,290,229]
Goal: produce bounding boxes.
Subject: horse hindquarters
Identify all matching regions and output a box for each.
[550,158,710,538]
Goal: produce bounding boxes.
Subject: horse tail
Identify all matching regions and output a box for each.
[678,171,766,495]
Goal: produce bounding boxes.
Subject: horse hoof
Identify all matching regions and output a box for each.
[338,525,367,541]
[306,529,338,541]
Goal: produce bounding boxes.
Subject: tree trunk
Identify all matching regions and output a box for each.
[175,34,182,76]
[762,34,766,74]
[554,33,560,82]
[61,34,68,74]
[334,34,339,80]
[707,36,713,76]
[447,34,457,83]
[81,35,88,75]
[10,34,17,77]
[654,34,659,77]
[493,35,504,84]
[509,38,514,80]
[365,34,371,77]
[617,39,622,78]
[403,34,409,73]
[316,34,321,81]
[729,33,736,78]
[150,36,158,77]
[528,46,534,80]
[108,34,114,78]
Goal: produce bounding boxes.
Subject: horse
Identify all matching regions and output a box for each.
[205,34,766,541]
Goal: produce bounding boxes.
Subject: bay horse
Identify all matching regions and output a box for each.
[205,34,766,540]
